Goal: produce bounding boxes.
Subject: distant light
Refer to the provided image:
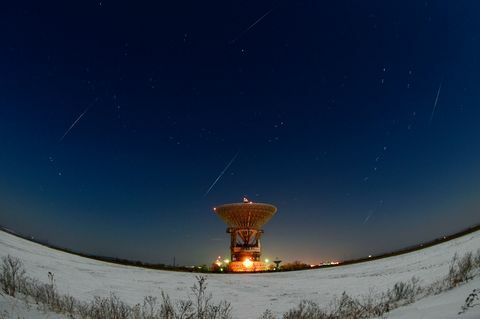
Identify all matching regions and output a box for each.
[223,259,230,264]
[265,259,269,263]
[368,255,372,258]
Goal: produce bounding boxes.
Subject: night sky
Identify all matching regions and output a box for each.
[1,1,479,265]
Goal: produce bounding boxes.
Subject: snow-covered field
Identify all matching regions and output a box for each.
[0,229,479,318]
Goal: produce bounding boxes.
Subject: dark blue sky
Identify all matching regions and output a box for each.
[1,1,479,265]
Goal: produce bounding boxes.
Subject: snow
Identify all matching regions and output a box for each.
[0,229,479,318]
[0,294,68,319]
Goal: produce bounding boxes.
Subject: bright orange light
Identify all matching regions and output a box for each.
[243,258,253,268]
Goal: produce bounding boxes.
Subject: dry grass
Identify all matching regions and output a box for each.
[0,256,231,319]
[263,250,480,319]
[0,249,479,319]
[0,255,25,297]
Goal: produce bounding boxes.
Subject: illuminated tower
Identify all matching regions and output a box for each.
[214,198,277,272]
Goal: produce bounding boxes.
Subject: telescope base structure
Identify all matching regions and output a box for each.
[229,261,267,272]
[227,227,266,272]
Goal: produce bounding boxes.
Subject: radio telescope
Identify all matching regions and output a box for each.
[214,199,277,272]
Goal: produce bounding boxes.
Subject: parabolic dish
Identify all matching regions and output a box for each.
[214,202,277,229]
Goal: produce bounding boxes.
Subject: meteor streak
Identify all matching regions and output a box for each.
[59,106,92,142]
[429,81,442,125]
[204,151,239,196]
[230,9,274,44]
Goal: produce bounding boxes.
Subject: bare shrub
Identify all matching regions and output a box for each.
[281,277,428,319]
[157,276,232,319]
[474,249,480,268]
[423,279,445,296]
[18,275,77,316]
[283,300,326,319]
[0,255,26,297]
[192,275,210,318]
[281,291,389,319]
[386,277,420,305]
[190,275,232,319]
[177,299,196,318]
[259,309,276,319]
[358,291,390,318]
[331,292,358,318]
[447,252,474,288]
[159,291,177,318]
[62,294,77,315]
[77,301,91,318]
[88,293,132,319]
[40,282,61,311]
[159,290,199,318]
[141,295,159,319]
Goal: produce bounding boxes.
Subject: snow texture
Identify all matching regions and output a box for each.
[0,229,479,318]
